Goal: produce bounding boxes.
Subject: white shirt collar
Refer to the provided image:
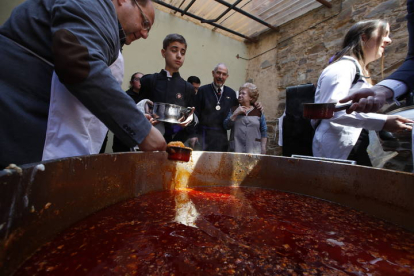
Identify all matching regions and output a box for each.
[162,69,173,78]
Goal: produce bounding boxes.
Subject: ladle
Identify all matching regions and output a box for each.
[166,146,192,162]
[303,102,352,119]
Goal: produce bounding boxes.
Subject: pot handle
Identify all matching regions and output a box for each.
[185,107,193,114]
[333,102,352,112]
[181,107,193,117]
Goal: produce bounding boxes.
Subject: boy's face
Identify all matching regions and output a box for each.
[162,41,186,73]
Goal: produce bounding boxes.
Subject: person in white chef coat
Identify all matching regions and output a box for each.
[312,19,413,166]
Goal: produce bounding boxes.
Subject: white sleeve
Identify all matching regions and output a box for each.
[317,61,387,131]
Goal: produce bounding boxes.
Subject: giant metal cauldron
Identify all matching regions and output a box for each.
[1,152,414,275]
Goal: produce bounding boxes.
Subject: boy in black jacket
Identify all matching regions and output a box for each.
[139,34,197,144]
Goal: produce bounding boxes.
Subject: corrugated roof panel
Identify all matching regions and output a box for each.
[154,0,333,41]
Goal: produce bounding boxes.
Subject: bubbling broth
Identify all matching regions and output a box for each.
[16,187,414,275]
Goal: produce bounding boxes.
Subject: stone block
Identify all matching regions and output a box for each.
[366,0,400,18]
[260,60,272,69]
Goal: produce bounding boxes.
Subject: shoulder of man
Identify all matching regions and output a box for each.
[224,86,237,96]
[198,83,211,91]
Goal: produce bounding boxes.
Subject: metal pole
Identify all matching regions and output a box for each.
[315,0,332,8]
[212,0,279,31]
[201,0,243,23]
[152,0,256,41]
[182,0,197,16]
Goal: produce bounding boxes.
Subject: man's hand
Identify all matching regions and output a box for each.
[138,126,167,151]
[382,115,413,132]
[339,86,394,113]
[145,114,160,126]
[230,106,248,121]
[144,100,154,114]
[254,101,264,112]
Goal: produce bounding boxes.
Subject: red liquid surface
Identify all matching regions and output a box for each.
[16,187,414,275]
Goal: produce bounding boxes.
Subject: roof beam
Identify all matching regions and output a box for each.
[201,0,243,24]
[152,0,257,41]
[315,0,332,8]
[182,0,196,16]
[212,0,279,31]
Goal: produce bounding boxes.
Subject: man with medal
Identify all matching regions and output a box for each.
[191,63,238,151]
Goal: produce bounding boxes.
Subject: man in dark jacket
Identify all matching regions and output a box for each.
[0,0,166,168]
[192,63,238,151]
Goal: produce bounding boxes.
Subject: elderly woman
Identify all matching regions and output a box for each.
[224,83,267,154]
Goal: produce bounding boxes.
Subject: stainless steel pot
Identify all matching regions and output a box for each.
[1,152,413,275]
[152,102,192,124]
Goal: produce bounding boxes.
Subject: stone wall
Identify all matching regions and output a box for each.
[245,0,409,156]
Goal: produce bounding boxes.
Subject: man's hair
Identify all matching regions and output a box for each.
[163,34,187,50]
[187,76,200,84]
[239,82,259,104]
[213,63,229,75]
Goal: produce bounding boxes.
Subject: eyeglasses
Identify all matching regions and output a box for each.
[133,77,141,82]
[133,0,151,32]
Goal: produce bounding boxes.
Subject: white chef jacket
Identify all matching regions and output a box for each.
[42,52,124,161]
[312,56,387,160]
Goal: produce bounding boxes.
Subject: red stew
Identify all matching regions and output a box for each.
[16,187,414,275]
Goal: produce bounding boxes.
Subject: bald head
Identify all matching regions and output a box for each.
[212,63,229,87]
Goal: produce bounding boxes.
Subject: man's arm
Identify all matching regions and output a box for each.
[138,125,167,151]
[339,86,394,113]
[51,1,165,151]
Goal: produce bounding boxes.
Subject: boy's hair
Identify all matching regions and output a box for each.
[187,76,200,84]
[163,34,187,50]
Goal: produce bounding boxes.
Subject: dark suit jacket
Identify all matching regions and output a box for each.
[386,0,414,94]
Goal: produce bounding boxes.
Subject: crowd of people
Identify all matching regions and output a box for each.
[0,0,413,169]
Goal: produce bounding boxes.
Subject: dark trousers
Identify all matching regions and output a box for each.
[200,126,228,152]
[347,129,372,166]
